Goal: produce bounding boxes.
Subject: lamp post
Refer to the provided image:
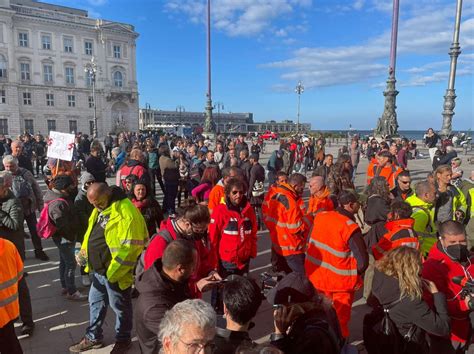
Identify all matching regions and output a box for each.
[295,81,304,135]
[375,0,400,137]
[204,0,214,134]
[145,103,151,130]
[440,0,463,138]
[84,57,99,138]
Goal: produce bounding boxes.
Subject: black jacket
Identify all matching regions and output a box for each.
[85,155,107,182]
[44,189,78,243]
[248,163,265,205]
[74,188,94,243]
[214,327,253,354]
[371,269,450,353]
[365,195,390,225]
[135,260,191,354]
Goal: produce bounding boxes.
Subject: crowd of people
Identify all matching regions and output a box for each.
[0,128,472,354]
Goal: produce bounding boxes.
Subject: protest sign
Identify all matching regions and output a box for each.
[46,131,75,161]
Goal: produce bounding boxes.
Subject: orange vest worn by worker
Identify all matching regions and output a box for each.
[305,209,360,338]
[208,182,225,213]
[372,218,419,260]
[263,182,311,257]
[307,186,334,218]
[367,161,402,189]
[0,238,23,328]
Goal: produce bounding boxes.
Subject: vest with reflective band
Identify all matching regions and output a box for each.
[372,219,419,260]
[263,183,311,256]
[305,211,360,292]
[0,238,23,328]
[367,162,401,189]
[308,192,334,218]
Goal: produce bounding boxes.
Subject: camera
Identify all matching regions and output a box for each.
[452,276,474,310]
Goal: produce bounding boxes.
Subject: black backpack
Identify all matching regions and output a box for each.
[363,299,417,354]
[135,229,173,278]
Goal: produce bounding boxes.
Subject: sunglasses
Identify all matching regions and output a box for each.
[231,190,245,195]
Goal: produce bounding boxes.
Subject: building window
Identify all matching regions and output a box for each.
[41,34,51,50]
[0,55,7,79]
[113,45,121,59]
[0,89,5,104]
[23,92,31,105]
[113,71,123,87]
[63,36,73,53]
[47,119,56,132]
[0,119,8,135]
[24,119,34,134]
[67,94,75,107]
[84,40,93,55]
[65,67,74,84]
[18,32,28,47]
[88,96,94,108]
[20,62,30,81]
[69,120,77,133]
[43,64,53,83]
[85,71,93,87]
[46,93,54,106]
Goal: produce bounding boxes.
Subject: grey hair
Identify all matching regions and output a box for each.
[11,140,23,147]
[111,147,121,157]
[0,171,13,187]
[2,155,19,166]
[158,299,216,347]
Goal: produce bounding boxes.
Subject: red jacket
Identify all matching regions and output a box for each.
[143,218,213,298]
[118,161,148,189]
[209,199,257,270]
[422,242,474,343]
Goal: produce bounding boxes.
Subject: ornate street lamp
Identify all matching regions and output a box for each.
[295,81,304,134]
[440,0,463,138]
[84,57,98,138]
[375,0,400,137]
[204,0,214,134]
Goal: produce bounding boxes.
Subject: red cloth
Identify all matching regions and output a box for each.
[143,218,213,298]
[209,201,257,270]
[422,243,474,343]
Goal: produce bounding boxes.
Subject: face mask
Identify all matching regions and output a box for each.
[445,244,469,262]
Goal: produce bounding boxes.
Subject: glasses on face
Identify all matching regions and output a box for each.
[178,338,216,354]
[231,190,244,196]
[399,180,411,184]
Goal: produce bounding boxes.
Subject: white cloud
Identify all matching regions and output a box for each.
[262,1,474,90]
[164,0,312,37]
[87,0,107,6]
[353,0,365,11]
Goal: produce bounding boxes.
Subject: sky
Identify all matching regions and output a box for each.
[49,0,473,131]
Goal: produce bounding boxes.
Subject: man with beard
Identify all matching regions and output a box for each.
[135,240,198,354]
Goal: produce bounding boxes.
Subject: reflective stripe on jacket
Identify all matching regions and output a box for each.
[305,211,360,292]
[263,183,311,256]
[307,187,334,218]
[367,161,402,189]
[209,200,257,270]
[0,238,23,328]
[372,218,419,260]
[406,194,437,255]
[82,196,148,290]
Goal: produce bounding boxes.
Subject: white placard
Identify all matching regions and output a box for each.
[46,131,76,161]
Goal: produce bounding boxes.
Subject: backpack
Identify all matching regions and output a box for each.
[135,229,173,277]
[12,170,34,211]
[363,300,417,354]
[37,198,67,239]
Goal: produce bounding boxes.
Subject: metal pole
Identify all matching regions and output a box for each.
[204,0,214,133]
[389,0,399,77]
[92,74,97,138]
[441,0,463,138]
[297,92,301,134]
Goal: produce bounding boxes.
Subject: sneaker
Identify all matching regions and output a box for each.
[110,340,132,354]
[21,323,35,336]
[81,275,91,287]
[66,291,88,301]
[69,337,103,353]
[35,250,50,261]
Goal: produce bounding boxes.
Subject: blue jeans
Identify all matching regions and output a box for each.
[86,273,133,342]
[53,239,77,295]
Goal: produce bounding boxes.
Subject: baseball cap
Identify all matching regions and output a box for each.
[266,272,317,305]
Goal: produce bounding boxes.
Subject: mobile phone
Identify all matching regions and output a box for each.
[272,304,283,309]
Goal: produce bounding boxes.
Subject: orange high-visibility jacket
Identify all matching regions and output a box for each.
[367,161,402,189]
[208,183,225,213]
[0,238,23,328]
[372,218,419,260]
[305,210,360,292]
[307,187,334,218]
[263,183,311,256]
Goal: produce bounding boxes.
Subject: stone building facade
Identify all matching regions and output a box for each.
[0,0,139,138]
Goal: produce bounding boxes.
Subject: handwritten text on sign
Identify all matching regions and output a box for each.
[46,131,75,161]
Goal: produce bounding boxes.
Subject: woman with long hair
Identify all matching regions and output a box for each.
[327,154,355,195]
[191,166,220,205]
[365,247,450,354]
[129,179,163,236]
